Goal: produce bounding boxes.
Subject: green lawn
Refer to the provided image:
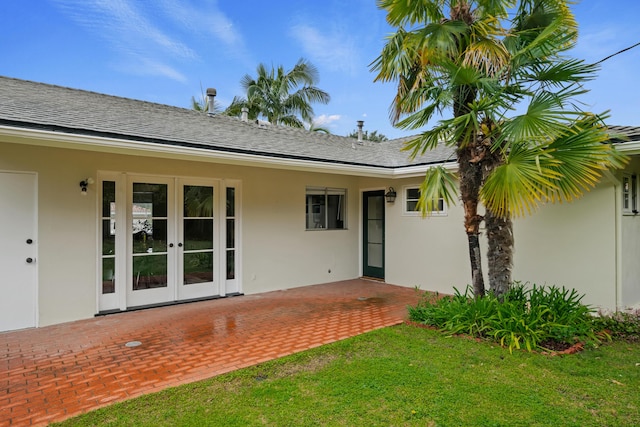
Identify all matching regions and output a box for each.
[55,325,640,427]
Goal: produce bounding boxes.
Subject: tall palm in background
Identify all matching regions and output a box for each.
[191,84,221,114]
[372,0,626,296]
[226,58,330,128]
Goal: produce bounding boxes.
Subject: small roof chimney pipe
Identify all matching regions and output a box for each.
[206,88,217,115]
[357,120,364,143]
[241,107,249,122]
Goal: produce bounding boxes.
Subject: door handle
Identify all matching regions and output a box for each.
[26,239,33,244]
[169,243,174,248]
[26,258,34,263]
[178,243,183,247]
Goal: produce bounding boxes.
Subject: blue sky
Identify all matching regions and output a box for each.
[1,1,639,139]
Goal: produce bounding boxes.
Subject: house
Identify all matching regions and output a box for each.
[1,76,639,333]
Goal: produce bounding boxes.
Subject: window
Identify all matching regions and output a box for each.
[404,186,446,216]
[306,187,346,229]
[622,174,638,214]
[101,181,116,294]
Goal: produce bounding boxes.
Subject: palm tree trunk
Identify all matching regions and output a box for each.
[485,210,513,297]
[481,126,514,297]
[458,145,485,297]
[452,1,484,297]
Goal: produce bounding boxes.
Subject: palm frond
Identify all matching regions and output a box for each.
[541,117,629,202]
[496,89,582,149]
[402,123,452,158]
[418,165,459,216]
[481,143,562,217]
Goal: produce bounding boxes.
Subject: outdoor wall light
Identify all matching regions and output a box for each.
[385,187,397,203]
[79,177,94,195]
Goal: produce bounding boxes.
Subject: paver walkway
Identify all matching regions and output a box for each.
[0,279,422,426]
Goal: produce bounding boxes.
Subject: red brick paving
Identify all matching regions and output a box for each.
[0,279,422,426]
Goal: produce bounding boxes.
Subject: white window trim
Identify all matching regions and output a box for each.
[305,187,347,230]
[402,185,447,217]
[622,173,638,215]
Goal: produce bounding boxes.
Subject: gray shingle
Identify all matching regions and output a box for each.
[0,76,637,169]
[0,76,452,168]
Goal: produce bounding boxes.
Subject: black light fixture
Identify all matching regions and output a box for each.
[79,178,94,195]
[385,187,397,203]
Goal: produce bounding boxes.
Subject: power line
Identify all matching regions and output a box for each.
[594,41,640,65]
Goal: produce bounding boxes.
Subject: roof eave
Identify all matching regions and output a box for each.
[616,141,640,155]
[0,125,450,178]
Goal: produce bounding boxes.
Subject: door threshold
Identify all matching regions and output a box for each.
[96,293,244,316]
[360,276,385,282]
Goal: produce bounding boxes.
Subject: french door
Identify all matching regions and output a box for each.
[126,177,176,306]
[99,174,240,311]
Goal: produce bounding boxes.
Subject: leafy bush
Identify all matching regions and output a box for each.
[408,282,602,353]
[591,310,640,341]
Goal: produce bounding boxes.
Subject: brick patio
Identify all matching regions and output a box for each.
[0,279,422,426]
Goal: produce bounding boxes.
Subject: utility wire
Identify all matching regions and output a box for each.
[594,41,640,65]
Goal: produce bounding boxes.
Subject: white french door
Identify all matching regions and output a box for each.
[177,179,218,300]
[126,176,176,307]
[99,174,240,312]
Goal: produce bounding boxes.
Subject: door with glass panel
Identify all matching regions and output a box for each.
[362,190,385,279]
[126,177,175,307]
[99,175,234,310]
[178,180,217,300]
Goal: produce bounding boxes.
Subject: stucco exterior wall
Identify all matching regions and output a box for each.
[0,141,360,327]
[620,157,640,310]
[0,136,629,328]
[621,214,640,309]
[512,181,618,310]
[358,176,474,294]
[362,175,620,311]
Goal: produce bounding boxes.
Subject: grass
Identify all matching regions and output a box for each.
[54,324,640,427]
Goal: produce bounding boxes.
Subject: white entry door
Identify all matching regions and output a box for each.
[0,172,37,331]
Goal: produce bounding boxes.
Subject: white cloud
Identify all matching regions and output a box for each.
[53,0,197,59]
[52,0,252,81]
[117,57,188,83]
[289,24,359,75]
[156,0,248,58]
[313,114,341,126]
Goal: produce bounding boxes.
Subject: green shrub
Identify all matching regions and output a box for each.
[408,282,603,353]
[591,310,640,341]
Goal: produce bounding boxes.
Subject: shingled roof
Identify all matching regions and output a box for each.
[0,76,455,169]
[0,76,638,170]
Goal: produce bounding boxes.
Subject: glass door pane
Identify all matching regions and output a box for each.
[132,182,169,290]
[101,181,116,294]
[182,185,214,285]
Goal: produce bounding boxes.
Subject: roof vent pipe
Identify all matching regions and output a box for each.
[357,120,364,143]
[206,88,217,115]
[241,107,249,122]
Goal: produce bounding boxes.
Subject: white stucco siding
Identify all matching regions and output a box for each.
[621,214,640,309]
[370,176,619,311]
[1,143,98,326]
[241,167,359,294]
[620,157,640,310]
[359,177,473,294]
[512,181,617,311]
[0,141,360,326]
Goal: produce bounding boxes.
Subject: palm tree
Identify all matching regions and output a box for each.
[226,58,330,128]
[191,84,221,114]
[347,129,389,142]
[372,0,626,297]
